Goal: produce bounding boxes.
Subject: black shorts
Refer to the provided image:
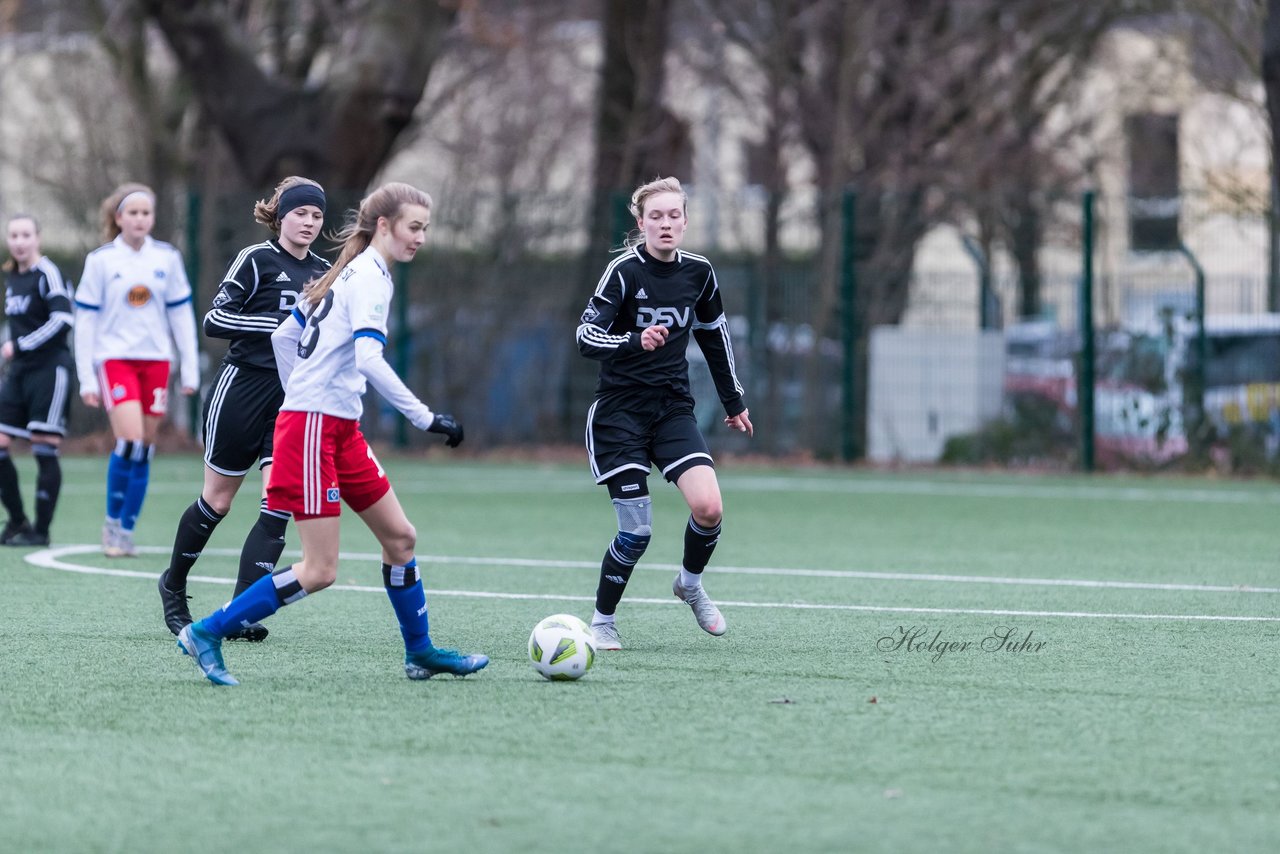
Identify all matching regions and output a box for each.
[585,390,713,485]
[0,355,73,438]
[202,362,284,476]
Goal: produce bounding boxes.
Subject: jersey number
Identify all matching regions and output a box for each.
[297,291,335,360]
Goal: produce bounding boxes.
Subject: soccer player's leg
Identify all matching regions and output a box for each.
[658,409,726,637]
[118,361,170,555]
[164,366,236,621]
[0,372,31,543]
[195,369,278,641]
[0,437,27,543]
[346,431,487,679]
[98,361,138,554]
[177,413,327,685]
[591,471,652,650]
[179,551,318,687]
[160,468,237,635]
[227,494,289,642]
[19,360,72,546]
[585,397,657,649]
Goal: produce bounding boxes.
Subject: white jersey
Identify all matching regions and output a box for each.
[278,245,395,421]
[74,235,199,395]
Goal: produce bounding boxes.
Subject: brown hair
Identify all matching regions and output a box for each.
[2,213,40,274]
[623,176,687,250]
[99,182,155,242]
[254,176,324,234]
[304,182,433,306]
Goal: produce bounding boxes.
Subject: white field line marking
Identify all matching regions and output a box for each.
[27,545,1280,595]
[23,545,1280,623]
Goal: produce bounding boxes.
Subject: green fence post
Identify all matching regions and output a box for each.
[394,261,410,449]
[185,190,202,439]
[611,191,633,248]
[1177,241,1207,448]
[840,188,858,462]
[961,235,994,329]
[1080,190,1096,473]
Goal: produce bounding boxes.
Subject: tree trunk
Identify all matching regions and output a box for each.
[586,0,676,257]
[142,0,456,190]
[1265,0,1280,309]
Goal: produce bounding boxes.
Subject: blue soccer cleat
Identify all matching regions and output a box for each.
[177,623,240,686]
[404,646,489,680]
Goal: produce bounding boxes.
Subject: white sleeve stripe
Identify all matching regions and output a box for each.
[35,258,68,298]
[577,324,629,348]
[716,323,744,395]
[16,312,73,350]
[204,309,279,330]
[590,252,635,300]
[221,242,272,282]
[692,312,725,331]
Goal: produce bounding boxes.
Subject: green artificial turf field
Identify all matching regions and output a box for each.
[1,455,1277,853]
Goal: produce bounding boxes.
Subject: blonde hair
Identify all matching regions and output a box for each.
[254,176,324,234]
[99,182,155,242]
[623,176,687,250]
[304,182,432,306]
[2,213,40,274]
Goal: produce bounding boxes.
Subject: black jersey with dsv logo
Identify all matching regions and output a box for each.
[203,239,330,372]
[576,244,745,416]
[4,257,73,363]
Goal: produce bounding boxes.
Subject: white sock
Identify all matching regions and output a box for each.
[679,567,703,590]
[592,610,614,626]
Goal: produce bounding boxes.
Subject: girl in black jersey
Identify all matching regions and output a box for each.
[158,177,331,641]
[575,176,753,651]
[0,215,74,546]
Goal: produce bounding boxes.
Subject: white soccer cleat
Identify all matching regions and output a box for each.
[118,528,138,557]
[591,621,622,651]
[673,577,726,636]
[102,520,126,557]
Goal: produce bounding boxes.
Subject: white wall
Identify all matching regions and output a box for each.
[867,328,1005,463]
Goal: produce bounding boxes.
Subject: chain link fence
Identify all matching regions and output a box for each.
[43,185,1274,471]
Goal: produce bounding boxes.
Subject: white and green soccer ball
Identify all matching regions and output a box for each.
[528,614,597,681]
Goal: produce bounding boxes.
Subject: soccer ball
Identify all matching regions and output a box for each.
[528,614,597,681]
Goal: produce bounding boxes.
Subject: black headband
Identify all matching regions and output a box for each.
[278,184,326,220]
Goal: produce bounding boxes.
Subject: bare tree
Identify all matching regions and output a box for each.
[138,0,457,190]
[586,0,690,258]
[1264,0,1280,306]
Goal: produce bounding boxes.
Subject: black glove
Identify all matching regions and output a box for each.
[426,412,464,448]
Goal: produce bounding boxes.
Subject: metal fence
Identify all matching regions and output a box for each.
[67,185,1273,471]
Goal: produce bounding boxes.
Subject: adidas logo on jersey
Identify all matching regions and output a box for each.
[636,288,648,299]
[275,271,291,282]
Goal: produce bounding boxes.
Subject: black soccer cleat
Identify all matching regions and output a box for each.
[158,569,194,636]
[0,519,34,546]
[6,528,49,547]
[225,623,269,642]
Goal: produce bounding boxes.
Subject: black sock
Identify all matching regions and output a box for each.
[593,551,636,617]
[32,443,61,535]
[234,502,290,598]
[165,497,225,588]
[0,449,25,527]
[682,516,721,575]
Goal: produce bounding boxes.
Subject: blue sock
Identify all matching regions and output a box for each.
[106,440,133,520]
[121,444,153,531]
[384,559,431,653]
[200,566,307,638]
